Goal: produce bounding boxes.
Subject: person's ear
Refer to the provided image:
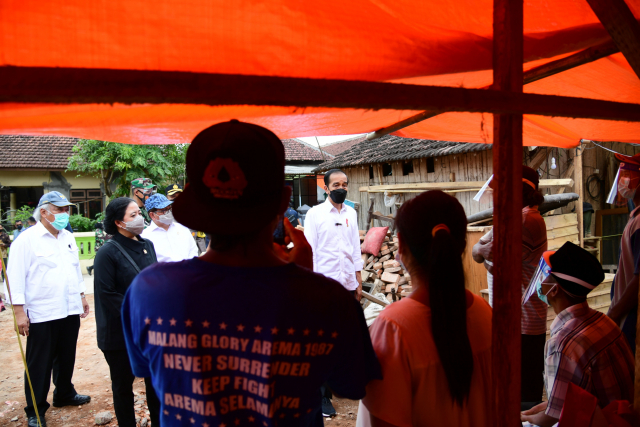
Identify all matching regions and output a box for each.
[548,284,560,298]
[397,232,404,256]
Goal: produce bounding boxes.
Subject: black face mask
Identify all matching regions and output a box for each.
[16,225,22,230]
[135,191,151,202]
[329,188,348,204]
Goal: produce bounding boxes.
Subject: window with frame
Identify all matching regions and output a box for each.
[70,189,104,219]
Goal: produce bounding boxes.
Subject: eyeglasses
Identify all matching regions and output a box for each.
[155,207,173,215]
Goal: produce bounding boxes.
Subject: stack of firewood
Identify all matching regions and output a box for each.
[359,229,412,304]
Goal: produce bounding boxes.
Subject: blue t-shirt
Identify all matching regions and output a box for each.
[122,259,380,427]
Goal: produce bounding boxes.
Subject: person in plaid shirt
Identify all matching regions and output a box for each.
[521,242,634,427]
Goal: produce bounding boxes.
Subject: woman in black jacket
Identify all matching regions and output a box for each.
[93,197,161,427]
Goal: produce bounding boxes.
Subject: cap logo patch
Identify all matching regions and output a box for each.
[173,185,179,189]
[203,158,247,200]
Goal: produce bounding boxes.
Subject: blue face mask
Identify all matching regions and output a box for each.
[536,280,556,306]
[46,212,70,231]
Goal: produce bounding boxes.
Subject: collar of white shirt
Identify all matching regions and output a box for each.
[34,220,68,239]
[322,198,347,214]
[147,221,172,232]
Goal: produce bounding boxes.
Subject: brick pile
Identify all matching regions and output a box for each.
[358,229,411,306]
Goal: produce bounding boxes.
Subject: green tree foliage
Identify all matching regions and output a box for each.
[13,205,34,224]
[69,214,96,232]
[67,140,187,198]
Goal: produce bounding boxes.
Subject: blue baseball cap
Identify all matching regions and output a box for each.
[145,194,173,211]
[37,191,74,208]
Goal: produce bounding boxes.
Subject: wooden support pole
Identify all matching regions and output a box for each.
[636,289,640,411]
[1,66,640,122]
[574,146,584,247]
[586,0,640,79]
[492,0,523,425]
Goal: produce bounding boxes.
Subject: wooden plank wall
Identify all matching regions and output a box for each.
[345,150,494,228]
[344,142,640,231]
[534,142,640,235]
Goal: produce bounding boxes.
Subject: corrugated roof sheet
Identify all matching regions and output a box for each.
[315,135,492,171]
[0,135,78,169]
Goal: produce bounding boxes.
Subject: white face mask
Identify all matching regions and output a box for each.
[157,211,174,225]
[119,215,145,235]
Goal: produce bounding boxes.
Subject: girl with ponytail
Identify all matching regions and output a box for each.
[358,191,492,427]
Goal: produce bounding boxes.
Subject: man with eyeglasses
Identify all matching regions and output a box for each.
[7,191,91,427]
[141,194,198,263]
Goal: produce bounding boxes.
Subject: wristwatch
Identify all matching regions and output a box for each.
[81,294,86,299]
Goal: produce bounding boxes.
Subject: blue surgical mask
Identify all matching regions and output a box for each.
[536,280,556,306]
[45,212,70,231]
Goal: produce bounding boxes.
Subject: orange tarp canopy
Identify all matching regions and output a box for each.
[1,0,639,146]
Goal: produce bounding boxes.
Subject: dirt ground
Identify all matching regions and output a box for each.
[0,295,358,426]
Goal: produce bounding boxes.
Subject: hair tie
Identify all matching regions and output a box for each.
[432,224,450,237]
[522,178,537,190]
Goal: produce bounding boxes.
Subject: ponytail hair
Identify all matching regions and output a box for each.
[396,190,473,406]
[523,184,544,208]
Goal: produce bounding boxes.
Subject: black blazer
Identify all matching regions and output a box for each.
[93,232,157,351]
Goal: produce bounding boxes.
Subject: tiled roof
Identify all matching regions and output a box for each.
[321,136,366,156]
[315,135,492,171]
[282,138,334,162]
[0,135,78,169]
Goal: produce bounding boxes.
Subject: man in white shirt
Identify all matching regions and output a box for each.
[304,169,364,300]
[303,169,364,417]
[141,194,199,262]
[7,192,91,427]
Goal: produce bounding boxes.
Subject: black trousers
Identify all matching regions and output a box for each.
[521,333,547,404]
[24,315,80,418]
[102,349,161,427]
[320,383,332,400]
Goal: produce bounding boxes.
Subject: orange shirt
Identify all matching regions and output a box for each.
[361,294,492,427]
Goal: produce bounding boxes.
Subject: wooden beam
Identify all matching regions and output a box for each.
[1,66,640,122]
[359,178,573,192]
[575,146,584,247]
[586,0,640,79]
[636,292,640,408]
[544,163,575,216]
[492,0,523,425]
[522,39,618,84]
[636,293,640,411]
[364,40,620,140]
[361,290,389,307]
[528,148,549,170]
